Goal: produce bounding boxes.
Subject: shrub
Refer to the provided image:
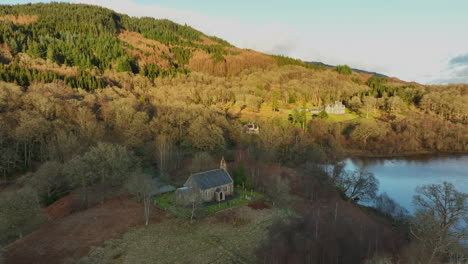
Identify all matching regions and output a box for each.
[318,110,329,119]
[334,65,353,75]
[116,56,138,73]
[0,187,44,243]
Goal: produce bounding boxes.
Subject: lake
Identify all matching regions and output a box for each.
[344,155,468,213]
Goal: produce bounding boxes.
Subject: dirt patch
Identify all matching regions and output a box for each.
[4,196,166,264]
[0,15,38,25]
[248,200,271,210]
[44,193,81,220]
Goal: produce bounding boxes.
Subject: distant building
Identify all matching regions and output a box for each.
[176,158,234,203]
[325,101,346,114]
[243,123,259,135]
[310,101,346,115]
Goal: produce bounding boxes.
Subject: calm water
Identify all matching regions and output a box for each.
[344,155,468,213]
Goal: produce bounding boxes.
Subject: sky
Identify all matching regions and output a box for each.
[2,0,468,84]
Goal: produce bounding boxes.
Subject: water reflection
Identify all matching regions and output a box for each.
[344,155,468,213]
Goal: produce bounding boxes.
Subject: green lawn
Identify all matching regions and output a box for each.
[204,188,264,214]
[154,188,265,218]
[242,105,362,125]
[154,192,192,219]
[326,109,359,122]
[154,192,175,210]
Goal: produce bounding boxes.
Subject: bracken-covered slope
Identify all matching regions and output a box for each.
[0,2,324,87]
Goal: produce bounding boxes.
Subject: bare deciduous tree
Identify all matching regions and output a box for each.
[363,96,377,119]
[46,129,84,163]
[176,186,203,222]
[374,192,409,222]
[410,182,467,264]
[154,135,180,178]
[337,169,379,202]
[265,172,291,210]
[190,152,214,173]
[126,172,159,226]
[0,246,4,264]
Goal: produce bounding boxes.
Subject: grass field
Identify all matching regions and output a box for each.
[204,188,264,214]
[154,188,265,218]
[326,112,358,122]
[76,206,283,264]
[241,105,363,125]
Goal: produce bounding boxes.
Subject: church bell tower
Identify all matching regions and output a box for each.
[220,157,227,171]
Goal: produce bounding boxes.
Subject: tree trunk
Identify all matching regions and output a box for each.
[428,249,437,264]
[144,195,150,226]
[334,202,338,224]
[190,202,195,222]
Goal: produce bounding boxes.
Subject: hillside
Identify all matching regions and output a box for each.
[0,3,467,264]
[0,3,323,87]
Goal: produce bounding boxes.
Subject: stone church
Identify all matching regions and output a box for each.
[176,158,234,203]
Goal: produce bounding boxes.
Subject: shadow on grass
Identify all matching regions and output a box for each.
[154,188,265,219]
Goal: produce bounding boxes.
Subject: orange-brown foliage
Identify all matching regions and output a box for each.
[0,14,38,24]
[118,30,172,69]
[119,30,278,76]
[0,43,12,63]
[5,196,167,264]
[188,49,276,76]
[17,53,79,77]
[198,35,220,46]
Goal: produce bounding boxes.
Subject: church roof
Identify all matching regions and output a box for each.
[189,169,233,190]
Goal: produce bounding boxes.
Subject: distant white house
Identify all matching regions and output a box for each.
[310,101,346,115]
[243,123,259,135]
[325,101,346,114]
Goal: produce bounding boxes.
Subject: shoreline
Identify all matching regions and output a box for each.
[342,150,468,160]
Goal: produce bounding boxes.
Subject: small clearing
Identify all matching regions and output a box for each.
[0,15,38,24]
[4,196,166,264]
[118,30,172,69]
[76,206,283,264]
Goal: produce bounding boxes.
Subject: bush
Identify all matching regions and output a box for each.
[334,65,353,75]
[116,56,138,73]
[318,110,329,119]
[233,162,246,186]
[27,161,70,206]
[0,187,44,243]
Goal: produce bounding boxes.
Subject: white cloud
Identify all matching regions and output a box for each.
[429,65,468,84]
[73,0,467,84]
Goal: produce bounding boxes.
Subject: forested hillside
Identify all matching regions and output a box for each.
[0,2,314,86]
[0,3,467,264]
